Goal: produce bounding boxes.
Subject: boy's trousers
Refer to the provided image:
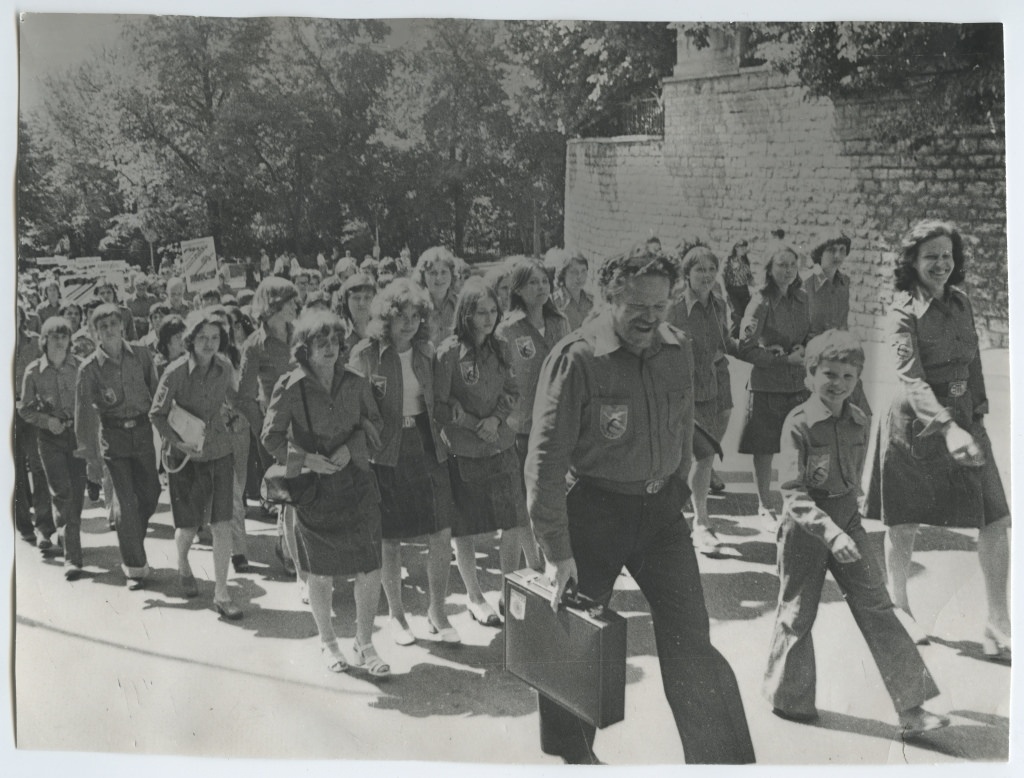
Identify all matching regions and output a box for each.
[764,514,939,716]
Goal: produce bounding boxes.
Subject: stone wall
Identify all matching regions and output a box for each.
[564,67,1008,347]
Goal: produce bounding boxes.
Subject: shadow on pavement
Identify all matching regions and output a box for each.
[793,709,1009,761]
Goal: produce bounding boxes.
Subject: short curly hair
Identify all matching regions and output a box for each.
[810,233,851,265]
[366,278,433,345]
[598,247,679,302]
[893,219,966,292]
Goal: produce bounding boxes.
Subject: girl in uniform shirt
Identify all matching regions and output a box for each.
[495,257,569,574]
[737,245,811,522]
[349,279,462,646]
[434,278,525,627]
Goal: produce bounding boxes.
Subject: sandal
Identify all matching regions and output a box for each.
[321,641,349,674]
[352,640,391,678]
[467,600,501,627]
[427,615,462,644]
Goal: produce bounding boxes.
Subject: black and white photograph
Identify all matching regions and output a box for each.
[4,0,1019,774]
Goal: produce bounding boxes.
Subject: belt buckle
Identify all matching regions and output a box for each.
[402,416,417,428]
[949,380,967,398]
[123,418,138,429]
[644,478,665,495]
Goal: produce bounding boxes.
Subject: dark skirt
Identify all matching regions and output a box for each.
[865,388,1009,529]
[295,465,383,576]
[373,415,454,540]
[448,446,529,538]
[738,390,810,455]
[168,453,234,529]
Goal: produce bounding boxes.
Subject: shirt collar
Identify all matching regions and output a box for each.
[910,287,936,318]
[803,392,866,427]
[591,311,669,357]
[95,339,133,366]
[681,287,715,315]
[187,353,224,376]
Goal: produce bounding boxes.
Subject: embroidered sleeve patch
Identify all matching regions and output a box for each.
[891,332,914,362]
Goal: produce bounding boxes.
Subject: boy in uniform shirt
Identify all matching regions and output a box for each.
[75,303,162,588]
[764,329,948,735]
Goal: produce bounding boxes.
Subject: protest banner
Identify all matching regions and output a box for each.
[178,237,218,293]
[61,275,102,303]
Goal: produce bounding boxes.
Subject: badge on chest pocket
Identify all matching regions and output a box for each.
[806,451,831,487]
[515,336,536,360]
[599,404,628,440]
[101,387,119,407]
[460,360,479,386]
[370,374,387,399]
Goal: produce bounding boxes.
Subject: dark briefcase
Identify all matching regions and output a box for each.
[503,569,626,729]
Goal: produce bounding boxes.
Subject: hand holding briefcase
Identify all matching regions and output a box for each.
[504,569,626,729]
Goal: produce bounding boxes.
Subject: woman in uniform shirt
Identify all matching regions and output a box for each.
[237,278,301,578]
[414,246,459,346]
[150,312,243,619]
[551,252,593,332]
[669,246,735,555]
[867,220,1010,659]
[738,245,810,521]
[434,278,525,627]
[19,316,86,578]
[334,272,376,353]
[262,310,390,676]
[806,233,871,416]
[349,279,461,646]
[495,257,569,573]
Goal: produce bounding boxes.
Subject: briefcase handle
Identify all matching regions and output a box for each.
[519,571,607,618]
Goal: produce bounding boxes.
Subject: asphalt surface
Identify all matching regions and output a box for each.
[5,350,1015,774]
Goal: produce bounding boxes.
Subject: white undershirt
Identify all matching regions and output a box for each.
[399,349,426,416]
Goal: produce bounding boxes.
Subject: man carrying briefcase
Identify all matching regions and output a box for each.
[525,248,755,765]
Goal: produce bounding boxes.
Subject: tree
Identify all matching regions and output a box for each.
[681,22,1004,145]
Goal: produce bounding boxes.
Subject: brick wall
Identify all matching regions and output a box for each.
[564,68,1008,347]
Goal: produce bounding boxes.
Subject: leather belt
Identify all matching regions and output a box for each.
[573,472,670,496]
[929,379,968,399]
[101,414,149,430]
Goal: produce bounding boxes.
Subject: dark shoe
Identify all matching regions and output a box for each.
[709,472,726,494]
[231,554,252,573]
[86,480,101,502]
[35,532,53,551]
[275,539,296,577]
[19,532,37,546]
[180,574,199,598]
[561,749,604,765]
[64,565,83,581]
[126,577,146,591]
[214,599,243,620]
[772,707,818,723]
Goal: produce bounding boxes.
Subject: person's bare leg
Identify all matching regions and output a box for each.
[307,573,336,642]
[978,517,1011,636]
[752,454,774,511]
[381,538,407,622]
[884,523,919,614]
[454,535,487,604]
[354,568,383,648]
[175,527,197,576]
[426,528,455,630]
[210,521,232,604]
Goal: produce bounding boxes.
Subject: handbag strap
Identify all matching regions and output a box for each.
[298,379,320,455]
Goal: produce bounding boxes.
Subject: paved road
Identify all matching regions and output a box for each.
[5,350,1013,772]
